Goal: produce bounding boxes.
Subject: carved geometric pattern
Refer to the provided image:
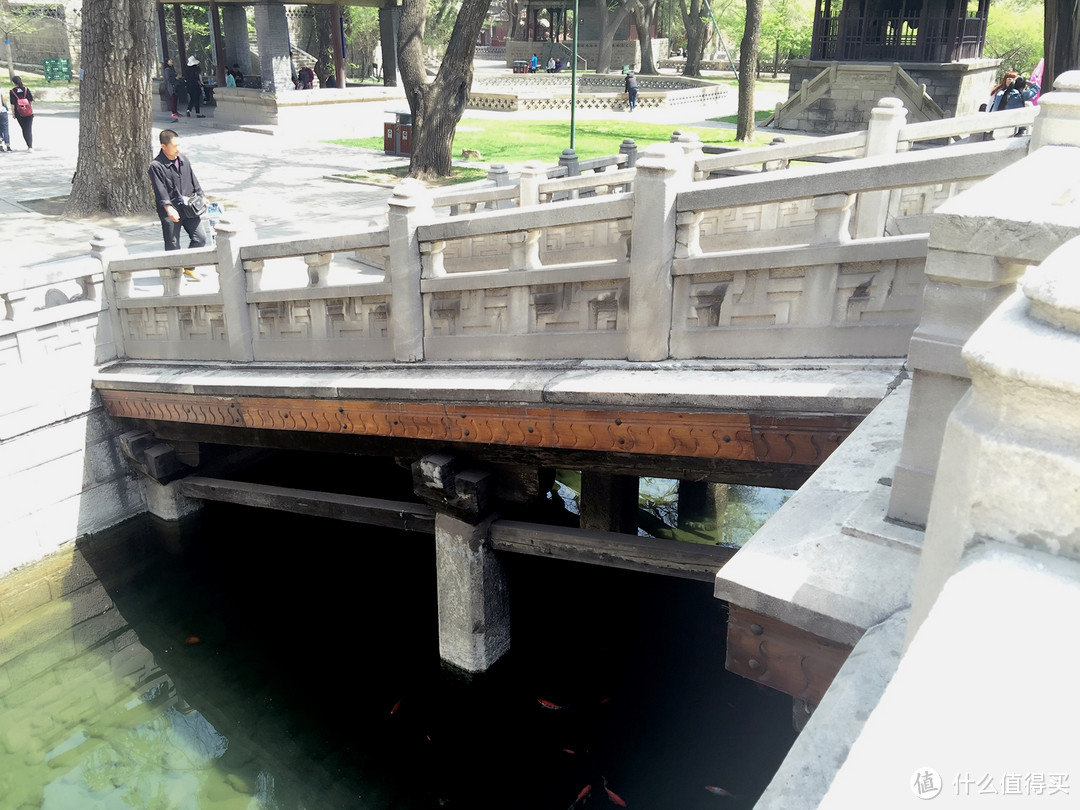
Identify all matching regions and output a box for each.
[257,301,310,340]
[441,223,625,273]
[895,179,979,218]
[99,388,859,466]
[427,279,627,336]
[123,305,227,342]
[326,297,390,339]
[682,259,924,330]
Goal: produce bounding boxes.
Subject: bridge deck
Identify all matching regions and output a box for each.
[94,358,906,480]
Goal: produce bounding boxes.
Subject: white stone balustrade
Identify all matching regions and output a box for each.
[86,87,1068,371]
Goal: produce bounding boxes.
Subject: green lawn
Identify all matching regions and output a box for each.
[330,116,775,164]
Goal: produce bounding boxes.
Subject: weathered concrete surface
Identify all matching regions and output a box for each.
[715,380,921,647]
[91,357,907,416]
[755,608,908,810]
[819,544,1080,807]
[434,513,511,673]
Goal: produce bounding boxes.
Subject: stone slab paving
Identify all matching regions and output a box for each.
[0,69,790,274]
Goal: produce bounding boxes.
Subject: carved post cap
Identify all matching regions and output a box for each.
[520,161,548,176]
[1051,70,1080,93]
[635,142,685,174]
[1022,235,1080,334]
[1031,71,1080,150]
[215,212,256,237]
[870,96,907,119]
[90,228,124,256]
[388,177,432,211]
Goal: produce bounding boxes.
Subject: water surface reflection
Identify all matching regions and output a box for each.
[1,503,798,808]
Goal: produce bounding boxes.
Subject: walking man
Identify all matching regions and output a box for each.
[624,70,638,112]
[148,129,206,280]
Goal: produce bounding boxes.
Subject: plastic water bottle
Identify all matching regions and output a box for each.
[206,201,224,244]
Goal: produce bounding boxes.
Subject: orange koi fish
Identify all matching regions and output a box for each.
[184,636,201,645]
[390,699,402,716]
[603,778,627,807]
[705,785,736,798]
[538,698,564,710]
[574,784,592,804]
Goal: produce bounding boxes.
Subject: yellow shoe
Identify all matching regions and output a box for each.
[183,268,200,281]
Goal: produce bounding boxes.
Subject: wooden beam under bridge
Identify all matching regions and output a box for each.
[176,476,735,582]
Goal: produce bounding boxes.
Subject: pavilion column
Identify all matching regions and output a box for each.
[173,5,187,68]
[330,3,346,88]
[379,6,399,86]
[253,0,294,93]
[209,1,227,86]
[157,5,170,61]
[221,5,252,78]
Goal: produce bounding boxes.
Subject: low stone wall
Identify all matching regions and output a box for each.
[212,87,403,134]
[468,74,731,113]
[0,267,145,576]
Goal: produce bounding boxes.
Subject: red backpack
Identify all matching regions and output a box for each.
[13,89,32,116]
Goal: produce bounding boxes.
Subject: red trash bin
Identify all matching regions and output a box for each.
[383,122,398,154]
[399,123,412,155]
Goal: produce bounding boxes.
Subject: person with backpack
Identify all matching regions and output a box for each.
[184,56,205,117]
[10,76,33,151]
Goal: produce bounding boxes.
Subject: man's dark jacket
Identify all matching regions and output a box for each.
[148,150,203,220]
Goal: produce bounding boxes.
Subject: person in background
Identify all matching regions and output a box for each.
[990,73,1039,111]
[225,69,236,88]
[0,89,11,152]
[184,56,205,117]
[163,58,180,121]
[231,63,244,87]
[547,57,556,73]
[624,69,638,112]
[530,53,538,73]
[10,76,33,151]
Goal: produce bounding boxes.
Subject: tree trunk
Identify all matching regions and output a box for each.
[632,0,658,74]
[66,0,156,216]
[399,0,490,179]
[592,0,634,73]
[736,0,762,142]
[314,5,333,84]
[680,0,709,77]
[1045,0,1079,90]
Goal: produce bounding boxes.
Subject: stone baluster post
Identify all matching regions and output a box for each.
[304,252,333,288]
[387,179,432,362]
[435,513,511,673]
[628,143,693,361]
[244,259,265,292]
[214,213,257,362]
[420,240,447,278]
[801,193,855,327]
[303,252,333,341]
[1031,71,1080,150]
[675,211,704,259]
[619,138,638,168]
[92,229,128,362]
[1,290,28,321]
[487,163,512,210]
[559,148,580,200]
[519,162,547,207]
[906,235,1080,643]
[854,98,907,239]
[508,229,542,272]
[160,267,183,297]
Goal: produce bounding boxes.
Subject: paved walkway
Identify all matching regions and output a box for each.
[1,69,790,273]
